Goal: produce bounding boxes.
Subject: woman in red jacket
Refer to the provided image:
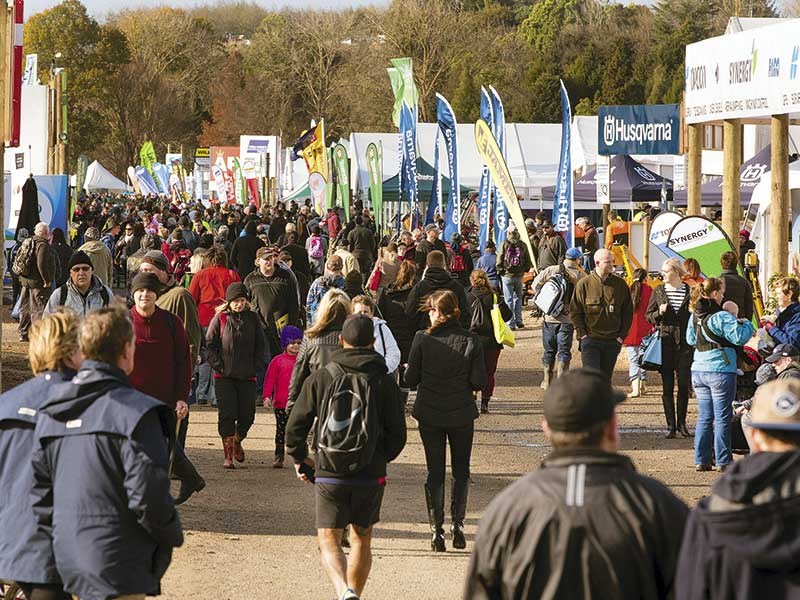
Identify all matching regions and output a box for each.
[622,268,653,398]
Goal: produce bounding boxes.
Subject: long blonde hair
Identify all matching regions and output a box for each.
[29,310,81,375]
[307,288,351,338]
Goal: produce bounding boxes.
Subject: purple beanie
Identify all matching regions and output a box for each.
[280,325,303,349]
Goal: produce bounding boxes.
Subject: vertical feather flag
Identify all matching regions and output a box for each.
[477,87,493,252]
[438,94,460,242]
[489,87,508,248]
[552,80,574,247]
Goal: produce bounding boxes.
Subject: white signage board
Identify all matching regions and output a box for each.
[596,154,610,204]
[685,19,800,124]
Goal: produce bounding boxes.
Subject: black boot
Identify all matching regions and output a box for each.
[424,484,446,552]
[662,394,677,439]
[450,479,469,550]
[480,398,489,414]
[677,389,692,437]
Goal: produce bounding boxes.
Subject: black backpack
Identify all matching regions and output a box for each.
[316,363,379,475]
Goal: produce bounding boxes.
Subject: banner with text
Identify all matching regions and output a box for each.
[598,104,681,156]
[438,94,460,242]
[666,215,736,278]
[477,87,493,253]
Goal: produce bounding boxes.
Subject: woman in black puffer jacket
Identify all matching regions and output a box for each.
[405,289,487,554]
[467,269,512,414]
[206,282,266,468]
[377,260,417,366]
[285,288,351,415]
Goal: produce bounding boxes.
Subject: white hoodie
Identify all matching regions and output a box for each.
[373,317,401,374]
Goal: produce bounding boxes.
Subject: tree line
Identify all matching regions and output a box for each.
[24,0,780,177]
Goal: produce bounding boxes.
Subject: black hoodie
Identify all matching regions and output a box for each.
[285,347,407,479]
[676,450,800,599]
[404,266,471,332]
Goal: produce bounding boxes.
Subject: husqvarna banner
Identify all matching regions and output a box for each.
[437,94,459,242]
[598,104,681,156]
[552,80,574,247]
[477,86,493,253]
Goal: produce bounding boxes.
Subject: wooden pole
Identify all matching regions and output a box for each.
[54,71,63,174]
[0,2,8,391]
[687,124,702,216]
[722,119,742,249]
[46,78,54,174]
[770,113,789,276]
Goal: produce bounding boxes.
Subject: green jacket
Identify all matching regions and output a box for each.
[570,271,633,341]
[157,283,202,365]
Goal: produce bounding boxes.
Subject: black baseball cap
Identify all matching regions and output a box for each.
[342,314,375,348]
[765,343,800,364]
[543,368,626,433]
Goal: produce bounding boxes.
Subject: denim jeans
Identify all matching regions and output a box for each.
[501,275,523,326]
[542,321,574,365]
[625,345,647,382]
[692,370,736,467]
[580,337,621,380]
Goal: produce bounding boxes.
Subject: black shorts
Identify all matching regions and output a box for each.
[315,482,385,530]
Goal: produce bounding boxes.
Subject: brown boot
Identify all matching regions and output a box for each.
[222,436,235,469]
[233,433,245,463]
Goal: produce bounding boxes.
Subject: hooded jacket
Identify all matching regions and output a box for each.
[44,274,113,317]
[0,370,73,586]
[377,281,415,361]
[676,450,800,600]
[770,301,800,350]
[206,308,266,380]
[404,266,471,332]
[78,239,114,287]
[465,449,689,600]
[285,347,407,479]
[230,226,265,278]
[686,298,755,373]
[32,361,183,600]
[405,320,487,428]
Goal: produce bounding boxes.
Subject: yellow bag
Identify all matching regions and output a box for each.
[491,294,515,348]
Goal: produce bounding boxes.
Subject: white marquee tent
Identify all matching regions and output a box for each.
[83,160,129,192]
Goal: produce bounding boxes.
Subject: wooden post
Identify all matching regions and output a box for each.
[46,78,54,174]
[687,124,702,216]
[0,2,7,390]
[770,113,789,276]
[54,71,65,174]
[722,119,742,249]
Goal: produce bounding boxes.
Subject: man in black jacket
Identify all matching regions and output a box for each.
[286,315,407,600]
[230,220,265,278]
[465,369,688,600]
[415,224,447,272]
[405,250,471,332]
[720,250,754,321]
[677,378,800,600]
[32,307,183,600]
[347,216,376,277]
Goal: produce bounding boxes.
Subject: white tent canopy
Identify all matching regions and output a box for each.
[83,160,128,192]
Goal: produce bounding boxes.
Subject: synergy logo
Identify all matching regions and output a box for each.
[602,114,674,147]
[729,41,758,85]
[791,46,799,80]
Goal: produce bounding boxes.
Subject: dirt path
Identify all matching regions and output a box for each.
[153,314,718,600]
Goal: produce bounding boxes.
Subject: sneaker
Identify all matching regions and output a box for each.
[695,464,712,472]
[272,456,284,469]
[515,322,525,329]
[341,589,359,600]
[715,464,729,473]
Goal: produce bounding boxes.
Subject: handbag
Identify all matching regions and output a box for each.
[639,332,662,370]
[491,293,515,348]
[367,265,381,291]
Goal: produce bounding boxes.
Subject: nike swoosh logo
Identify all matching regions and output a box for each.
[326,406,361,432]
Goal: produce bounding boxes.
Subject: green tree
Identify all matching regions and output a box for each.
[23,0,130,170]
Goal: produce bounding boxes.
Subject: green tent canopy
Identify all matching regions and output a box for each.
[284,182,311,202]
[379,157,472,204]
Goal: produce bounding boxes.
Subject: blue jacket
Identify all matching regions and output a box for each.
[769,302,800,350]
[475,252,499,288]
[32,361,183,600]
[686,302,755,373]
[0,370,72,585]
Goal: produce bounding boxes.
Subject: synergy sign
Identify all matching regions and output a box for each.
[598,104,680,156]
[684,21,800,123]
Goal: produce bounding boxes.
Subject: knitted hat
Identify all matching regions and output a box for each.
[68,250,93,271]
[280,325,303,349]
[84,227,100,241]
[131,272,162,296]
[225,282,249,302]
[140,250,170,273]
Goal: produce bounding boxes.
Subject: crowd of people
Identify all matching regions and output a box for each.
[1,193,800,600]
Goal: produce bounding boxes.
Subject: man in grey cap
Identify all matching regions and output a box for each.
[465,368,688,599]
[677,378,800,599]
[414,223,447,273]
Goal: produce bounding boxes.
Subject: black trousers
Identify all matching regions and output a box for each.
[580,337,622,380]
[165,410,202,487]
[659,337,692,428]
[418,422,474,489]
[274,408,288,458]
[216,378,256,438]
